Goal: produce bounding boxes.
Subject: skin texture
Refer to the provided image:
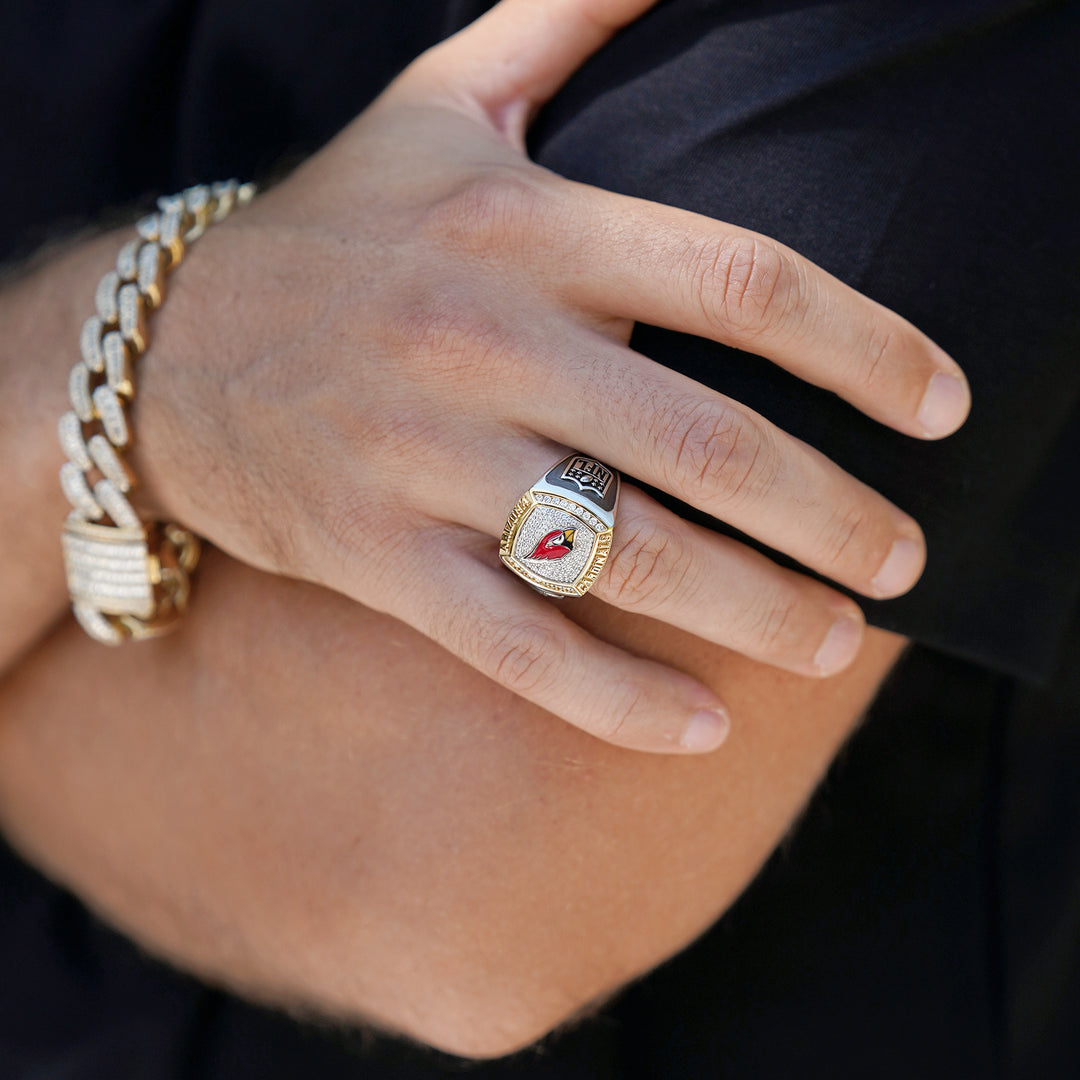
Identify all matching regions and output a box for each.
[0,0,965,748]
[0,549,906,1058]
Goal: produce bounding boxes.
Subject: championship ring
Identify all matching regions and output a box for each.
[500,452,620,598]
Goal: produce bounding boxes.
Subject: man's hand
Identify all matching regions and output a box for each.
[113,0,966,752]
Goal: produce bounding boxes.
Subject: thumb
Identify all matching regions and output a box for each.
[398,0,658,143]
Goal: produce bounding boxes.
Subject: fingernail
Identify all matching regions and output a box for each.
[813,615,863,675]
[872,537,924,597]
[917,372,970,438]
[680,707,731,752]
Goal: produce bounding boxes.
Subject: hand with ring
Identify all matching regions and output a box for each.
[132,0,969,754]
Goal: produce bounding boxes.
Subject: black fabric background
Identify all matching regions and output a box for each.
[0,1,1077,1076]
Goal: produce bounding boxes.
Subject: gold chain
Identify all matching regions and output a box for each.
[59,181,256,644]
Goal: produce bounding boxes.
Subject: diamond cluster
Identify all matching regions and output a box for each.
[58,180,254,643]
[534,491,605,532]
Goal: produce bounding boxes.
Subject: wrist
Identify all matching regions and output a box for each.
[123,215,237,525]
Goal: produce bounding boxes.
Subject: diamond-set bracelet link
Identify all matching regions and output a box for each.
[59,180,256,645]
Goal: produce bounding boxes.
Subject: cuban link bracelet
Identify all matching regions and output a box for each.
[59,181,256,644]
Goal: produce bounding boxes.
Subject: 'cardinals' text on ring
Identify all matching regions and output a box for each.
[500,453,620,598]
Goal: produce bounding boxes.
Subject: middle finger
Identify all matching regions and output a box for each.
[519,332,926,601]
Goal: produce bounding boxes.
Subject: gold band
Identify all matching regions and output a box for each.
[59,181,255,644]
[499,452,620,598]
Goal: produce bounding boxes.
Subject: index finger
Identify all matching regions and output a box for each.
[549,184,971,440]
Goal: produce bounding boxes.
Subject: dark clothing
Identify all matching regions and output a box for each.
[1,0,1078,1076]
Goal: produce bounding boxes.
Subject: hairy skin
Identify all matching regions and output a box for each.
[0,549,904,1058]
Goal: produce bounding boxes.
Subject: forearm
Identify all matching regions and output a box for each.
[0,549,905,1057]
[0,233,125,671]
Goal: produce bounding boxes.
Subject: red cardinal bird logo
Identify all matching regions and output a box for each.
[526,528,576,561]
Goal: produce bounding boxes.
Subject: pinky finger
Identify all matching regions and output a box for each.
[394,526,732,754]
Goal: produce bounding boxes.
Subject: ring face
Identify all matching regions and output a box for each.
[500,454,619,598]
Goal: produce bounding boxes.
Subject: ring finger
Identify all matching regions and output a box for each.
[447,440,866,679]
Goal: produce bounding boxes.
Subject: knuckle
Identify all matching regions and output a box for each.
[592,682,652,746]
[694,234,792,335]
[601,520,683,612]
[653,398,774,507]
[483,618,566,697]
[857,324,899,392]
[747,592,801,657]
[423,170,554,258]
[815,504,872,571]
